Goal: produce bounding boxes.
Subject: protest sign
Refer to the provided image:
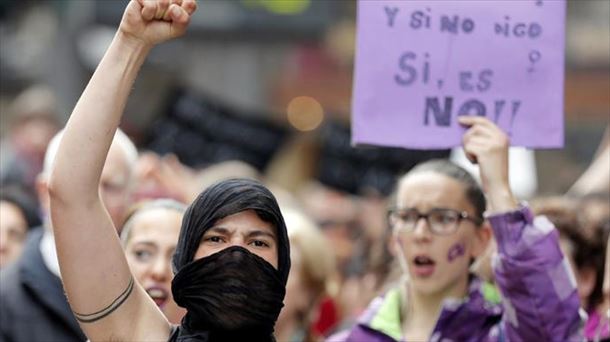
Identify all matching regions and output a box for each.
[352,0,566,149]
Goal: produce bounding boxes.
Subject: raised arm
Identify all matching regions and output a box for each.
[460,116,583,341]
[48,1,196,340]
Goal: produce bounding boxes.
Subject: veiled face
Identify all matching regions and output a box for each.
[194,210,278,269]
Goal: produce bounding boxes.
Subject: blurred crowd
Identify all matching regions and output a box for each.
[0,82,608,341]
[0,1,609,342]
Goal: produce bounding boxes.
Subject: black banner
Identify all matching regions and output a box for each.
[146,89,288,171]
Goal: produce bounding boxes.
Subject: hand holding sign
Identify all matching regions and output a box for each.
[460,116,517,212]
[352,0,566,149]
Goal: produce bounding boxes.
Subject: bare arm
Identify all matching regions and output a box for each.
[48,1,196,340]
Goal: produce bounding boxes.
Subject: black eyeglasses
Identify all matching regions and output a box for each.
[388,207,483,235]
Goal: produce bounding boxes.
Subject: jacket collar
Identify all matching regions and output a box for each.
[19,228,85,338]
[356,277,503,341]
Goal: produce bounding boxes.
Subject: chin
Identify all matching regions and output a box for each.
[410,277,443,294]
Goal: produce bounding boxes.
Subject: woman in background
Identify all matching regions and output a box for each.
[277,208,338,342]
[0,186,41,268]
[121,199,187,324]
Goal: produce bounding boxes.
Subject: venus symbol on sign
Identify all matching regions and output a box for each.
[527,50,541,73]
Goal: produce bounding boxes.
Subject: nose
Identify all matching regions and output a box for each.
[228,237,247,249]
[412,216,431,241]
[150,256,170,282]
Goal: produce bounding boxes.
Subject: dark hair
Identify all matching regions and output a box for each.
[0,185,41,229]
[399,159,486,221]
[172,178,290,285]
[531,196,607,309]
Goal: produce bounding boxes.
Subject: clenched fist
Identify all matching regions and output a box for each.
[120,0,197,46]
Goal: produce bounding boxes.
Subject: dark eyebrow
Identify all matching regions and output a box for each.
[247,230,276,241]
[204,226,277,241]
[204,227,230,235]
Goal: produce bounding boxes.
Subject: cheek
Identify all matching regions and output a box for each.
[193,245,214,261]
[126,257,148,280]
[257,249,278,269]
[7,241,24,254]
[392,234,407,254]
[446,242,466,263]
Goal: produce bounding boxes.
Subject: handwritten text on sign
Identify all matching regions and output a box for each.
[351,0,566,149]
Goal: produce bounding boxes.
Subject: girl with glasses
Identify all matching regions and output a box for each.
[330,116,583,341]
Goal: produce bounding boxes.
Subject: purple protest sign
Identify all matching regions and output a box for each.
[351,0,566,149]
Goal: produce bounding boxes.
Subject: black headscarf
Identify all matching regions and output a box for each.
[170,178,290,342]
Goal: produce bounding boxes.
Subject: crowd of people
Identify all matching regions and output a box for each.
[0,1,608,342]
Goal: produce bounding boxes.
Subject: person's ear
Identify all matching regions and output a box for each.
[471,222,492,258]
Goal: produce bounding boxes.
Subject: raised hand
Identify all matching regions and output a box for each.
[120,0,197,47]
[458,116,518,213]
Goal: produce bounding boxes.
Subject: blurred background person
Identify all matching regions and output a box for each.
[0,185,41,268]
[298,181,359,278]
[276,207,338,342]
[132,151,198,203]
[0,128,136,342]
[0,85,61,202]
[120,199,187,325]
[296,182,366,325]
[532,196,609,341]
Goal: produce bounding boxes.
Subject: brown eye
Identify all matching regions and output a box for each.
[205,236,223,243]
[134,249,153,262]
[250,240,270,248]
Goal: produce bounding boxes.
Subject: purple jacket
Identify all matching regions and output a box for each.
[328,206,584,342]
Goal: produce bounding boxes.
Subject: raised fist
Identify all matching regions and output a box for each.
[119,0,197,46]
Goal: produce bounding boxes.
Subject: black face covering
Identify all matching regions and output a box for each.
[172,246,285,341]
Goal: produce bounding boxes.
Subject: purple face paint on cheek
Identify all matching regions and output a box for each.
[447,243,465,262]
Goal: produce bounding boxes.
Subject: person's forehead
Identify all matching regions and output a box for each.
[102,145,132,177]
[129,211,181,243]
[0,201,26,220]
[132,208,182,229]
[398,173,468,207]
[210,210,278,237]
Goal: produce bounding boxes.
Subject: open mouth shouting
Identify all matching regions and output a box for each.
[146,286,169,308]
[412,255,436,278]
